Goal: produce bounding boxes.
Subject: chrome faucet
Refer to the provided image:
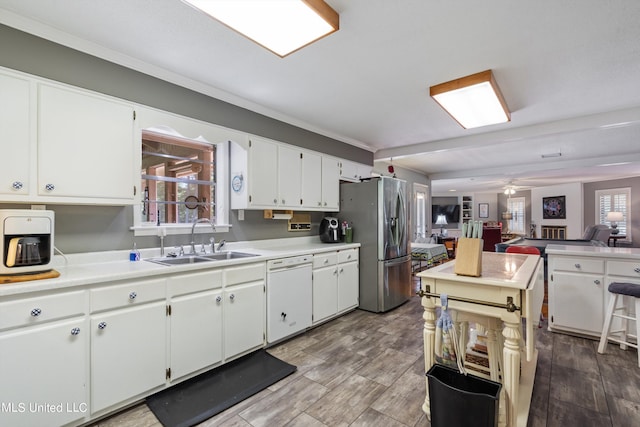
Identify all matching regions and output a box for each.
[190,218,216,254]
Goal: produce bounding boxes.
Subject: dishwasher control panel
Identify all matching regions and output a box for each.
[267,254,312,270]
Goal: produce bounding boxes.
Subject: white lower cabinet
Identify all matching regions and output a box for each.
[90,279,167,414]
[223,263,266,360]
[312,249,359,324]
[548,250,640,337]
[168,270,223,381]
[0,289,88,427]
[0,317,88,427]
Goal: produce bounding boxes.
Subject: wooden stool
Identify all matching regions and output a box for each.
[598,282,640,367]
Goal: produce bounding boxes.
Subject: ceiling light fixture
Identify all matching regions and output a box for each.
[182,0,339,57]
[430,69,510,129]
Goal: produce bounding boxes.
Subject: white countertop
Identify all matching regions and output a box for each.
[545,244,640,259]
[0,237,360,298]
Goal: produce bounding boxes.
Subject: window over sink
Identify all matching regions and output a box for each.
[132,106,243,236]
[141,129,216,226]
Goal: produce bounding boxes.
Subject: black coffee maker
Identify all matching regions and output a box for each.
[319,217,342,243]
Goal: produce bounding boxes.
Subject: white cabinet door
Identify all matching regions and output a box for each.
[302,151,322,209]
[248,136,278,207]
[0,71,31,197]
[91,302,166,414]
[170,289,223,381]
[277,145,302,207]
[312,265,338,324]
[224,281,265,360]
[0,318,88,427]
[550,271,605,336]
[266,264,312,344]
[38,84,135,202]
[321,157,340,210]
[337,261,359,313]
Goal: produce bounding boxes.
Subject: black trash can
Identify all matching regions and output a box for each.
[426,364,502,427]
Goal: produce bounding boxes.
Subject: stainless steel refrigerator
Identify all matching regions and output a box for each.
[340,177,411,312]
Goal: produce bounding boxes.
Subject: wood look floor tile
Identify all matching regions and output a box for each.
[302,334,362,360]
[303,350,372,389]
[598,362,640,403]
[305,374,386,426]
[284,412,328,427]
[545,399,612,427]
[549,366,609,414]
[551,334,600,376]
[356,347,419,387]
[198,388,275,426]
[349,408,410,427]
[606,395,640,427]
[370,369,427,426]
[92,403,159,427]
[237,376,328,427]
[198,414,252,427]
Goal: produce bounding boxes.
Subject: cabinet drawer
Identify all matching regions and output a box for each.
[552,257,604,274]
[224,262,265,286]
[607,260,640,278]
[91,278,166,312]
[313,252,338,269]
[338,248,358,264]
[168,269,223,297]
[0,290,86,331]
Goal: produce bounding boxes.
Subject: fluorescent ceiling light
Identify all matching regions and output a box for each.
[430,70,510,129]
[182,0,339,57]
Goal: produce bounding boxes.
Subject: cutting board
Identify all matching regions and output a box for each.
[0,269,60,284]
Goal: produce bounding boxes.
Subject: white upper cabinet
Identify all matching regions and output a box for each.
[231,136,341,212]
[277,144,302,207]
[38,83,135,202]
[0,70,31,197]
[0,67,136,205]
[321,156,340,210]
[340,160,372,182]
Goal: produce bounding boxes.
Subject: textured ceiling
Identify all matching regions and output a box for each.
[1,0,639,193]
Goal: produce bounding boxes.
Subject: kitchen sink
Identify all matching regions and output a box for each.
[146,255,213,266]
[200,251,259,260]
[146,251,259,266]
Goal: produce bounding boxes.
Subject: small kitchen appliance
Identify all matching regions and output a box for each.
[319,217,342,243]
[0,209,54,275]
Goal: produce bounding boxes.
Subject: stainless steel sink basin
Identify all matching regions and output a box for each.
[201,251,259,260]
[146,251,258,266]
[146,255,213,266]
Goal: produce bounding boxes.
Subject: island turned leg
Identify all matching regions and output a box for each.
[502,319,522,427]
[422,294,436,416]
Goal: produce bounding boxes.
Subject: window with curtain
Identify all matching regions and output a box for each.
[596,187,631,241]
[507,197,525,234]
[413,184,428,240]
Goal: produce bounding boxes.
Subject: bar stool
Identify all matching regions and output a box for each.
[598,282,640,367]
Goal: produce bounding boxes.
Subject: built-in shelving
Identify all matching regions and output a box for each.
[461,195,473,224]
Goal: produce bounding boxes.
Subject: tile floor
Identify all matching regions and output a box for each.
[93,280,640,427]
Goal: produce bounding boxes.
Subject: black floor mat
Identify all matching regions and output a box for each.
[146,350,296,427]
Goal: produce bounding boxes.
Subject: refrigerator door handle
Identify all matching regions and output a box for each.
[384,255,411,266]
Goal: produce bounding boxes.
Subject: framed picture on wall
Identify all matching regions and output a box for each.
[479,203,489,218]
[542,196,566,219]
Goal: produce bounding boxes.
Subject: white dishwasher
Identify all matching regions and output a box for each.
[266,254,313,344]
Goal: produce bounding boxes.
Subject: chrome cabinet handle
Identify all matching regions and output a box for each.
[216,295,222,303]
[273,198,278,204]
[129,291,137,300]
[634,267,640,274]
[12,181,23,190]
[45,183,55,191]
[339,268,344,273]
[229,294,235,301]
[333,269,338,275]
[70,327,81,336]
[282,199,286,204]
[324,202,327,206]
[574,263,581,269]
[98,322,107,329]
[323,259,329,264]
[30,308,42,317]
[594,280,601,285]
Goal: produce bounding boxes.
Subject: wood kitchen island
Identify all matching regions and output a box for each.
[417,251,545,427]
